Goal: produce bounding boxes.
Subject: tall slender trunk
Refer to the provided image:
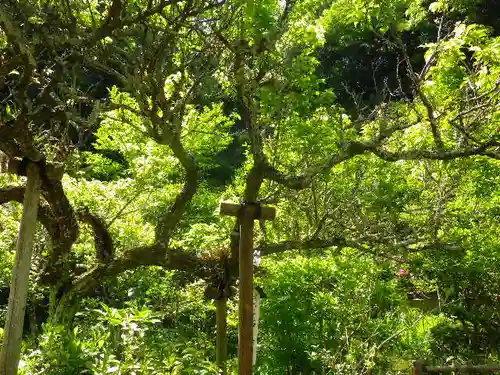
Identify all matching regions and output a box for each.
[0,163,41,375]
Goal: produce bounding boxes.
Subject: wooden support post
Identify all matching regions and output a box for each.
[0,163,41,375]
[220,201,275,375]
[413,360,424,375]
[216,297,228,375]
[252,288,261,367]
[238,207,254,374]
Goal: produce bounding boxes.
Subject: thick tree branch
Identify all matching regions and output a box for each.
[372,142,500,161]
[77,209,114,263]
[1,159,80,277]
[263,136,500,191]
[60,245,217,304]
[0,125,43,162]
[40,178,79,266]
[155,129,199,244]
[258,235,461,259]
[234,45,268,201]
[0,182,81,288]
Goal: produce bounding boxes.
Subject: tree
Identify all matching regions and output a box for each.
[0,0,500,372]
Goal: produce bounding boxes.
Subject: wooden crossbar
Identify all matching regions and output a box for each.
[220,201,275,375]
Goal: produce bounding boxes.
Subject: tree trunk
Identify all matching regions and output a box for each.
[0,163,41,375]
[216,297,228,375]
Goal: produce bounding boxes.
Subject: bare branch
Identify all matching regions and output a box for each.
[258,234,461,263]
[451,101,500,122]
[417,90,444,149]
[263,128,499,191]
[372,141,500,161]
[107,189,145,228]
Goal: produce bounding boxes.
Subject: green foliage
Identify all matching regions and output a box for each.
[1,0,500,373]
[258,252,414,373]
[21,270,220,375]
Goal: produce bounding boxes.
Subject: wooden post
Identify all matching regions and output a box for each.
[238,206,255,374]
[413,360,424,375]
[0,162,41,375]
[220,202,275,375]
[216,297,228,375]
[252,288,261,367]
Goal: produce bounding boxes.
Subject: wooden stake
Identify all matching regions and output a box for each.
[238,208,254,375]
[220,201,275,375]
[413,360,424,375]
[252,288,261,367]
[0,163,41,375]
[216,298,228,375]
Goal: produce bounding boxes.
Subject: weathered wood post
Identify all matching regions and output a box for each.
[0,161,41,375]
[220,201,275,375]
[412,360,424,375]
[252,287,266,367]
[216,297,228,375]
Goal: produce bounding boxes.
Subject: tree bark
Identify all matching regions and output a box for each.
[0,163,41,375]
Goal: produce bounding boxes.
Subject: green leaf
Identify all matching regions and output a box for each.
[428,2,443,13]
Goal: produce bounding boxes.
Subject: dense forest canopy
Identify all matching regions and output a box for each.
[0,0,499,373]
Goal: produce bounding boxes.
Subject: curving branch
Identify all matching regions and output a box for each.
[418,90,444,150]
[258,234,462,260]
[372,141,500,162]
[77,209,114,263]
[250,27,500,194]
[58,232,460,306]
[0,159,80,282]
[153,120,200,245]
[0,183,81,289]
[57,244,218,312]
[263,136,500,191]
[39,177,79,267]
